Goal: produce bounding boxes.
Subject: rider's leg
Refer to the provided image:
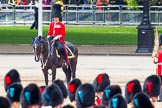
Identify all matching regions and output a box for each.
[56,41,68,65]
[63,45,69,64]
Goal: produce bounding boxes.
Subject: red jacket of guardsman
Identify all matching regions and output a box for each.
[95,96,102,106]
[157,50,162,76]
[47,21,65,43]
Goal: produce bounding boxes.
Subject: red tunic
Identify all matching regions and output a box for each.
[95,96,102,106]
[47,21,65,43]
[157,50,162,76]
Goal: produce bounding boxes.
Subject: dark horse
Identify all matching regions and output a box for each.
[32,36,78,85]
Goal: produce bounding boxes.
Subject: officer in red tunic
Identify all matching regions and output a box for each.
[152,27,162,81]
[47,4,68,67]
[152,27,162,101]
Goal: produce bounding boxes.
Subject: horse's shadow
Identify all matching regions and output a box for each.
[32,36,78,85]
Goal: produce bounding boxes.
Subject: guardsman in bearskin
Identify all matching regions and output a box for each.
[47,4,68,68]
[42,84,64,108]
[108,94,127,108]
[93,73,110,106]
[75,83,95,108]
[102,85,122,107]
[20,83,42,108]
[6,82,23,108]
[143,75,161,105]
[152,27,162,81]
[132,92,154,108]
[125,79,142,108]
[4,69,21,92]
[152,27,162,101]
[67,78,82,107]
[0,96,11,108]
[52,79,68,100]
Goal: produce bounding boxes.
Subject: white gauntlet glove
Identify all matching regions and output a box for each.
[154,57,158,64]
[53,35,62,40]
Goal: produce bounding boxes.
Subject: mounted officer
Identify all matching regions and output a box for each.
[47,4,68,67]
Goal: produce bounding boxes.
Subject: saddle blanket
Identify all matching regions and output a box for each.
[56,46,75,59]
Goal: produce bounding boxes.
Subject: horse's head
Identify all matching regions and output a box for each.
[32,36,47,62]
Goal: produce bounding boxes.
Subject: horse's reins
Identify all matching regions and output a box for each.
[34,43,40,62]
[41,40,55,69]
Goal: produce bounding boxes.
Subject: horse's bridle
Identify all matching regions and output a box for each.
[33,39,43,62]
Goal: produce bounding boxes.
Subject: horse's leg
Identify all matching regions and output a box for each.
[52,67,56,82]
[62,66,71,83]
[42,68,48,85]
[70,62,77,79]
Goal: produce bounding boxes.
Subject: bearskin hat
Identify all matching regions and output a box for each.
[93,73,110,92]
[20,83,42,108]
[62,104,75,108]
[53,79,68,99]
[143,74,161,97]
[0,96,11,108]
[132,92,153,108]
[42,84,63,107]
[68,78,82,102]
[75,83,95,108]
[125,79,142,104]
[102,85,122,106]
[108,94,127,108]
[52,4,61,18]
[6,82,23,102]
[4,69,21,92]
